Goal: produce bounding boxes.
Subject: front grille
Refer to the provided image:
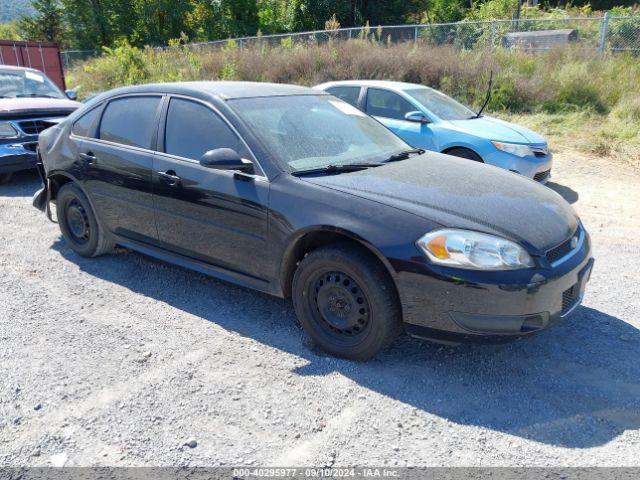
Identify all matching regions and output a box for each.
[17,120,52,135]
[546,225,582,264]
[534,169,551,182]
[561,285,579,315]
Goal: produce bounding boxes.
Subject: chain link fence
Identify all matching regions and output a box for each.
[61,15,640,69]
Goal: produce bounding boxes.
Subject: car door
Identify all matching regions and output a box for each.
[152,96,270,281]
[80,94,163,243]
[364,87,437,151]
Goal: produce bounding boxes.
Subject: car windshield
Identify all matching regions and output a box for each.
[230,95,409,172]
[0,69,65,99]
[406,87,476,121]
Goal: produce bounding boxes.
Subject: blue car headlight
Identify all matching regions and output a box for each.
[491,141,533,158]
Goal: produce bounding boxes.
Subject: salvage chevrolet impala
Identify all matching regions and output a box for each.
[33,82,594,360]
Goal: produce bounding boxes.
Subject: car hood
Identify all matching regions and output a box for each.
[304,152,577,253]
[444,116,546,144]
[0,97,80,118]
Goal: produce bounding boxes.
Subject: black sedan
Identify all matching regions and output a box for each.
[33,82,594,360]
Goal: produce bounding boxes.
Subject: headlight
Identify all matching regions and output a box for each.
[0,122,18,139]
[416,229,534,270]
[492,141,533,158]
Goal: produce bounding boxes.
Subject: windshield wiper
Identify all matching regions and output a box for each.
[383,148,425,163]
[291,163,382,177]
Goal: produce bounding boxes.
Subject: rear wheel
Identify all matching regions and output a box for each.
[292,243,402,360]
[56,182,114,257]
[0,173,13,184]
[445,147,483,162]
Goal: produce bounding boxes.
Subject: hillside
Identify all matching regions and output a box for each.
[0,0,34,23]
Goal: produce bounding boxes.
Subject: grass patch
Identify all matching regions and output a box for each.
[504,111,640,170]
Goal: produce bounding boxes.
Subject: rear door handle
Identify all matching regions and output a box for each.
[158,170,181,186]
[78,152,96,164]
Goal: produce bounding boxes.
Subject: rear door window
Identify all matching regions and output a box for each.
[72,106,101,137]
[326,86,361,107]
[99,96,161,149]
[164,97,248,160]
[365,88,415,121]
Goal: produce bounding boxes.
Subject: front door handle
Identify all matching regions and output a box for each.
[158,170,181,186]
[78,152,96,164]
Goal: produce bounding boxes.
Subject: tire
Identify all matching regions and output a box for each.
[56,182,114,257]
[445,147,483,162]
[292,243,402,360]
[0,173,13,184]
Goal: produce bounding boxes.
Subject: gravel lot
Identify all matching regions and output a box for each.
[1,151,639,467]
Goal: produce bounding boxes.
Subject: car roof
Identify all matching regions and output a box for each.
[315,80,429,92]
[98,81,326,101]
[0,65,44,75]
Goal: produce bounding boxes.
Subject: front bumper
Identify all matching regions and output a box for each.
[0,141,39,174]
[396,233,593,343]
[483,149,553,183]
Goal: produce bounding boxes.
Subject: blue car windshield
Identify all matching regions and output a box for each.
[406,88,476,121]
[230,95,409,172]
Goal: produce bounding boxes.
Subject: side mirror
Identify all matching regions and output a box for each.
[404,111,430,124]
[199,148,254,173]
[65,89,78,101]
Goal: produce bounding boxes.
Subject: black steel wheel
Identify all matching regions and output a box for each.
[65,198,91,245]
[311,270,371,338]
[293,243,402,360]
[56,182,114,257]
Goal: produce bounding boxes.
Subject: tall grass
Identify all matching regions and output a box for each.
[68,39,640,165]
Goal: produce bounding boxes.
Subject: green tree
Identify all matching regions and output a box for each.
[427,0,468,23]
[0,22,24,40]
[18,0,66,44]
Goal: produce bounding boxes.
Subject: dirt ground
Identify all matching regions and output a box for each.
[1,150,639,467]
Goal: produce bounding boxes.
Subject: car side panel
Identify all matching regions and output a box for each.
[152,154,271,282]
[268,174,441,287]
[80,139,158,242]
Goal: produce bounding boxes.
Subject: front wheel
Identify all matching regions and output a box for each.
[292,243,402,360]
[56,182,114,257]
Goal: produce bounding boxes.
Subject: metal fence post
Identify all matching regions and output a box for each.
[414,26,418,46]
[599,11,609,56]
[491,21,497,47]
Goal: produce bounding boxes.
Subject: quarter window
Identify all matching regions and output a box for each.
[71,106,100,137]
[365,88,416,121]
[164,98,247,160]
[327,86,361,107]
[99,96,161,149]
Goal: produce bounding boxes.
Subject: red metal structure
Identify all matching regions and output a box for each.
[0,40,66,90]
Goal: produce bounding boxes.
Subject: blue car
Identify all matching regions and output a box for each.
[315,80,552,182]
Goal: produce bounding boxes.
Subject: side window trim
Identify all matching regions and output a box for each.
[158,94,266,178]
[95,93,164,151]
